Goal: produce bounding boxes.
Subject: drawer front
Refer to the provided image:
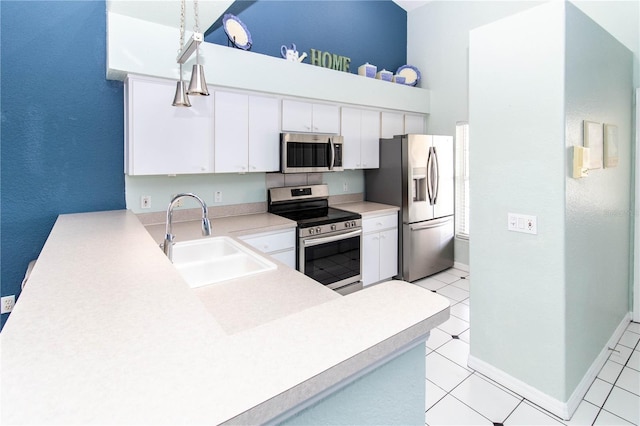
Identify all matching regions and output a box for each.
[240,229,296,254]
[363,213,398,233]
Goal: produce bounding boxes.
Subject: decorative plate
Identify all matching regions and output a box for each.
[223,14,252,50]
[396,65,421,86]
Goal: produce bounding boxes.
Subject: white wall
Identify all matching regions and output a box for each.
[407,0,640,267]
[468,1,568,402]
[467,1,633,417]
[564,1,633,396]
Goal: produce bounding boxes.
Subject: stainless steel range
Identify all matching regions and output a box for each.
[268,184,363,295]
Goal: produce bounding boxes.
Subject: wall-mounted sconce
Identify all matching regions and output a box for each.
[572,146,590,178]
[172,0,209,107]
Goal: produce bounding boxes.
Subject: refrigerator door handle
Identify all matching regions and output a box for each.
[432,147,440,204]
[426,147,434,205]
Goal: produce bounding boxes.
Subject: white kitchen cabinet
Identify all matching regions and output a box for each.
[404,113,427,134]
[125,75,214,175]
[362,212,398,286]
[380,111,404,139]
[282,99,339,134]
[248,96,280,172]
[238,228,296,269]
[341,107,381,169]
[215,91,280,173]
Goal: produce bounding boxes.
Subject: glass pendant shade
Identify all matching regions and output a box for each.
[187,64,209,96]
[172,80,192,107]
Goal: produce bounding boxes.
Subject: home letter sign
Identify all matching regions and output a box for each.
[310,48,351,73]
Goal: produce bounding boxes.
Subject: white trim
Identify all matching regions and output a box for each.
[635,88,640,323]
[468,313,632,421]
[453,262,469,272]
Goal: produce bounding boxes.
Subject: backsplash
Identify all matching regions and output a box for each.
[126,170,364,214]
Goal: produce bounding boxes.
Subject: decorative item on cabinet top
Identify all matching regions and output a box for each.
[280,43,307,63]
[395,65,421,87]
[223,14,253,50]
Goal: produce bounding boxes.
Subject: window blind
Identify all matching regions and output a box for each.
[455,122,469,239]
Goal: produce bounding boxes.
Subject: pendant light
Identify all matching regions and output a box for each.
[186,0,209,96]
[172,0,208,107]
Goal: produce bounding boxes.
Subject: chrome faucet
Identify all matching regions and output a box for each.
[163,193,211,260]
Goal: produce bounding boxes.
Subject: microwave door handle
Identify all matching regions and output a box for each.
[328,138,335,170]
[303,229,362,247]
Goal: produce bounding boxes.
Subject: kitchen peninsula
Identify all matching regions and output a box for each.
[1,209,449,424]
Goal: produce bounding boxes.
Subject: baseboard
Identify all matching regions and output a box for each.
[468,312,632,421]
[564,312,632,417]
[453,262,469,272]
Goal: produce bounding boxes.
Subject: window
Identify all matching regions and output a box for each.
[455,122,469,239]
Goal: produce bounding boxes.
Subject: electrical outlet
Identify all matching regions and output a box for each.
[215,191,222,203]
[1,295,15,314]
[507,213,537,235]
[140,195,151,209]
[343,182,349,192]
[171,194,183,208]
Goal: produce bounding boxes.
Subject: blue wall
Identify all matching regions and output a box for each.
[206,0,407,75]
[1,1,126,330]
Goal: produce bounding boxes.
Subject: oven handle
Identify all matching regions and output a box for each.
[303,229,362,247]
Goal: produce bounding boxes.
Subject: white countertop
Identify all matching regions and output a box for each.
[1,209,449,425]
[334,201,400,217]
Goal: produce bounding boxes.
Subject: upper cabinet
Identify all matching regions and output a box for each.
[214,91,280,173]
[125,75,214,175]
[341,107,381,169]
[380,112,404,139]
[124,74,427,176]
[380,111,427,139]
[282,100,340,134]
[405,113,427,134]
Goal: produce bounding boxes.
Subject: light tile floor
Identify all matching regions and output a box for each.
[413,269,640,426]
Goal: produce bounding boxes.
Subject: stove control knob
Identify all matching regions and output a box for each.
[309,228,315,235]
[316,227,322,234]
[351,221,357,227]
[345,221,351,228]
[330,224,337,231]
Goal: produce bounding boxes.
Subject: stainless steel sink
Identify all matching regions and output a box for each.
[171,237,277,288]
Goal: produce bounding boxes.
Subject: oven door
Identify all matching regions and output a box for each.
[299,228,362,291]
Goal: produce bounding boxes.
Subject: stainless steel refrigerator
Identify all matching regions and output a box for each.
[365,134,454,282]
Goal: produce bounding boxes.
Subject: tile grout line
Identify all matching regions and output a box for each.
[590,327,640,425]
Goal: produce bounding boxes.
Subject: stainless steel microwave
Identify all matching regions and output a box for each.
[280,133,344,173]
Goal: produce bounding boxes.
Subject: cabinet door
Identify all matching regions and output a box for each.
[362,233,380,286]
[271,250,296,269]
[380,111,404,139]
[126,76,214,175]
[359,109,381,168]
[340,107,362,169]
[312,103,340,134]
[215,91,249,173]
[405,114,426,134]
[248,96,280,172]
[282,99,313,132]
[379,228,398,281]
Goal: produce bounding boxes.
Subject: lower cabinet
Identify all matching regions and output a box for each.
[362,212,398,286]
[238,228,296,269]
